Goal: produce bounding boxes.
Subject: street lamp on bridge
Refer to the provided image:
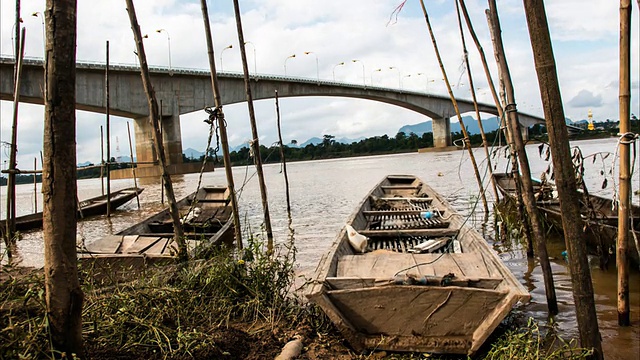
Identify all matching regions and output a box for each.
[351,59,365,87]
[284,54,296,76]
[371,68,382,85]
[155,29,172,75]
[31,12,45,59]
[332,62,344,81]
[389,66,401,89]
[220,44,233,71]
[303,51,319,82]
[244,41,257,74]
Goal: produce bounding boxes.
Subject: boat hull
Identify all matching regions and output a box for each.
[306,175,529,355]
[493,172,640,267]
[2,187,143,233]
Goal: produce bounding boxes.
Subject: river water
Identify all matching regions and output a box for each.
[1,137,639,358]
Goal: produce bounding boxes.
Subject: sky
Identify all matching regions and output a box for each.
[0,0,638,169]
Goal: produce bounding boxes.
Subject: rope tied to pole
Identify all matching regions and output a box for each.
[504,103,518,113]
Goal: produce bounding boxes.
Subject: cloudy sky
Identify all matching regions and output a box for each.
[0,0,638,169]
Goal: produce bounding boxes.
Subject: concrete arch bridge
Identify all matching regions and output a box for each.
[0,57,544,177]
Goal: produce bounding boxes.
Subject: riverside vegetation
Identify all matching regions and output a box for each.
[5,117,635,186]
[1,230,593,359]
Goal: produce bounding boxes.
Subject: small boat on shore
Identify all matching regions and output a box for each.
[492,172,640,267]
[78,186,235,272]
[306,174,529,355]
[1,187,143,233]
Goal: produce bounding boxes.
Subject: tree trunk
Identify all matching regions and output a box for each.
[125,0,187,261]
[43,1,84,356]
[522,0,603,357]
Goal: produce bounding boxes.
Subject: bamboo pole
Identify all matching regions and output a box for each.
[454,0,499,203]
[418,0,489,216]
[5,27,25,260]
[199,0,243,249]
[232,0,275,252]
[487,0,557,314]
[617,0,632,327]
[458,0,530,251]
[275,91,292,220]
[100,125,104,195]
[127,122,141,209]
[33,157,37,213]
[125,0,187,261]
[522,0,602,355]
[105,41,111,217]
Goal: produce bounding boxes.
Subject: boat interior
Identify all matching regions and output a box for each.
[324,175,508,291]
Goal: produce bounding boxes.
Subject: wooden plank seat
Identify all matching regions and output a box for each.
[336,252,493,280]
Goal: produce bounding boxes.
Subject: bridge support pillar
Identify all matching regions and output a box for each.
[520,125,529,141]
[432,116,451,148]
[133,110,183,170]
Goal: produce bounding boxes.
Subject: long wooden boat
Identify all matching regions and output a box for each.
[1,187,143,233]
[78,186,235,272]
[492,172,640,267]
[306,175,529,355]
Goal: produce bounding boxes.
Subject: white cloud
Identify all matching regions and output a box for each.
[1,0,638,170]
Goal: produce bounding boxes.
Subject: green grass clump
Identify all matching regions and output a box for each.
[483,318,592,359]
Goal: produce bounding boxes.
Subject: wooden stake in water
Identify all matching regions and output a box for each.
[126,0,187,261]
[100,125,105,195]
[199,0,243,249]
[5,27,25,259]
[233,0,274,252]
[127,122,141,209]
[33,157,37,213]
[617,0,632,327]
[487,0,557,314]
[275,91,292,220]
[454,0,499,203]
[522,0,602,355]
[105,41,111,217]
[418,0,489,216]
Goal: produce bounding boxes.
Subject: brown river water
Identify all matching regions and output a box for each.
[1,137,639,359]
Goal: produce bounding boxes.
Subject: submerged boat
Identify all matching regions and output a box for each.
[306,175,529,355]
[78,186,235,270]
[492,172,640,267]
[1,187,143,233]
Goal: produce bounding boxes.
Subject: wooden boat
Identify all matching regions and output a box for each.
[492,172,640,267]
[78,186,235,272]
[306,175,529,355]
[1,187,143,233]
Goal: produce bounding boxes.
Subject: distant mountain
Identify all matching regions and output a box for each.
[77,161,93,167]
[296,136,365,147]
[184,147,205,159]
[398,116,502,136]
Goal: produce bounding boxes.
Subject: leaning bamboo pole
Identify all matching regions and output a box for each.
[5,27,25,260]
[487,0,557,314]
[232,0,275,253]
[418,0,489,216]
[275,91,292,220]
[617,0,632,327]
[199,0,243,249]
[454,0,499,203]
[458,0,530,253]
[125,0,187,261]
[522,0,602,356]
